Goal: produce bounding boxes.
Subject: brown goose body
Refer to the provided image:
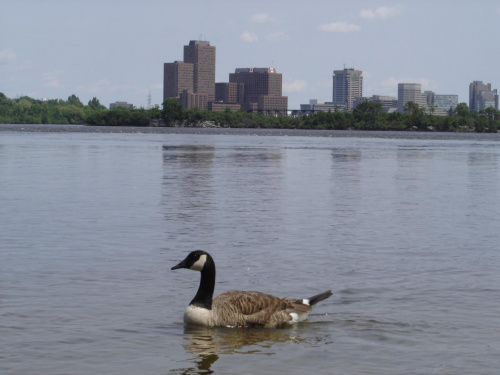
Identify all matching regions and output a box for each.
[172,251,332,328]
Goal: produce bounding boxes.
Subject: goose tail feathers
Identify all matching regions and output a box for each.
[308,290,332,306]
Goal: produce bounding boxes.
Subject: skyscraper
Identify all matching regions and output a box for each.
[163,40,216,109]
[469,81,499,110]
[163,61,194,99]
[332,68,363,111]
[183,40,216,101]
[397,83,427,112]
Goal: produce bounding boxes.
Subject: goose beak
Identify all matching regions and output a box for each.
[171,258,187,270]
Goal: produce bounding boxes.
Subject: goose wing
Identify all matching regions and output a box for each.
[213,291,313,328]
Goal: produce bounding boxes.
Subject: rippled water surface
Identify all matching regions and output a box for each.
[1,125,500,374]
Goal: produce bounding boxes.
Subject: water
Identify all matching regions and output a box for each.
[1,125,499,374]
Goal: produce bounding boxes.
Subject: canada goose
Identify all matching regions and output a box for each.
[171,250,332,328]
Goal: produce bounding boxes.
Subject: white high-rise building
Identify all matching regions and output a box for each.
[332,68,363,111]
[397,83,427,112]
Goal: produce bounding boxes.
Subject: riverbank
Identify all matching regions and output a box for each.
[2,123,500,142]
[2,94,500,133]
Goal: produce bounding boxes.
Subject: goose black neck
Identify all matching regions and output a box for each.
[190,256,215,310]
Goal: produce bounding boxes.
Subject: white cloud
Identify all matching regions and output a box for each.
[283,79,307,93]
[43,78,59,88]
[0,49,31,71]
[78,78,137,95]
[320,22,361,33]
[360,6,401,19]
[265,32,290,42]
[497,7,500,14]
[317,79,333,89]
[250,13,277,23]
[42,72,61,88]
[240,31,258,43]
[0,49,17,62]
[78,78,114,94]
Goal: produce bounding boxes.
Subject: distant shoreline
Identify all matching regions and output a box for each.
[2,123,500,141]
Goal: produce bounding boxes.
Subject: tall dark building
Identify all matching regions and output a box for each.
[163,40,216,109]
[215,82,244,103]
[183,40,216,101]
[163,61,194,99]
[228,68,287,113]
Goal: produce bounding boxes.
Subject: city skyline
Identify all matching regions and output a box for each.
[1,1,500,109]
[163,39,497,114]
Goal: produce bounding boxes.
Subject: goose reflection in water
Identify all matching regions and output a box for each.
[169,325,305,374]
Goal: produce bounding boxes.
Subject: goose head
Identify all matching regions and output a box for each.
[171,250,212,272]
[172,251,216,309]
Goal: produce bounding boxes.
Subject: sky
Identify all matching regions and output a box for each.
[1,0,500,109]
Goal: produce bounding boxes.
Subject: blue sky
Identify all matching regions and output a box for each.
[1,0,499,109]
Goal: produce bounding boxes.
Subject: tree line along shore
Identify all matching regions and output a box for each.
[1,93,499,133]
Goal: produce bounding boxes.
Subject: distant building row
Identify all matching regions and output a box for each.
[163,42,498,115]
[301,67,498,115]
[163,40,287,113]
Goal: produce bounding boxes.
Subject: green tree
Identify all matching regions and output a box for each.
[162,98,184,125]
[484,107,498,121]
[61,105,85,124]
[67,94,84,107]
[403,101,427,130]
[148,104,162,120]
[455,103,470,118]
[130,108,151,126]
[353,101,384,127]
[87,97,105,110]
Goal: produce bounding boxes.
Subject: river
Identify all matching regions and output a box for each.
[1,125,499,374]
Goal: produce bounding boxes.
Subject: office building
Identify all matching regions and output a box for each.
[469,81,498,110]
[423,91,458,115]
[353,97,369,109]
[208,102,241,112]
[163,61,194,99]
[228,68,288,113]
[215,82,244,103]
[397,83,427,112]
[424,91,435,107]
[300,99,346,114]
[433,94,458,111]
[371,95,398,111]
[477,91,498,110]
[332,68,363,111]
[351,95,397,112]
[183,40,216,101]
[163,40,216,109]
[179,90,208,110]
[109,101,133,109]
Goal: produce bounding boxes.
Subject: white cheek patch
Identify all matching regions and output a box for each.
[190,254,207,271]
